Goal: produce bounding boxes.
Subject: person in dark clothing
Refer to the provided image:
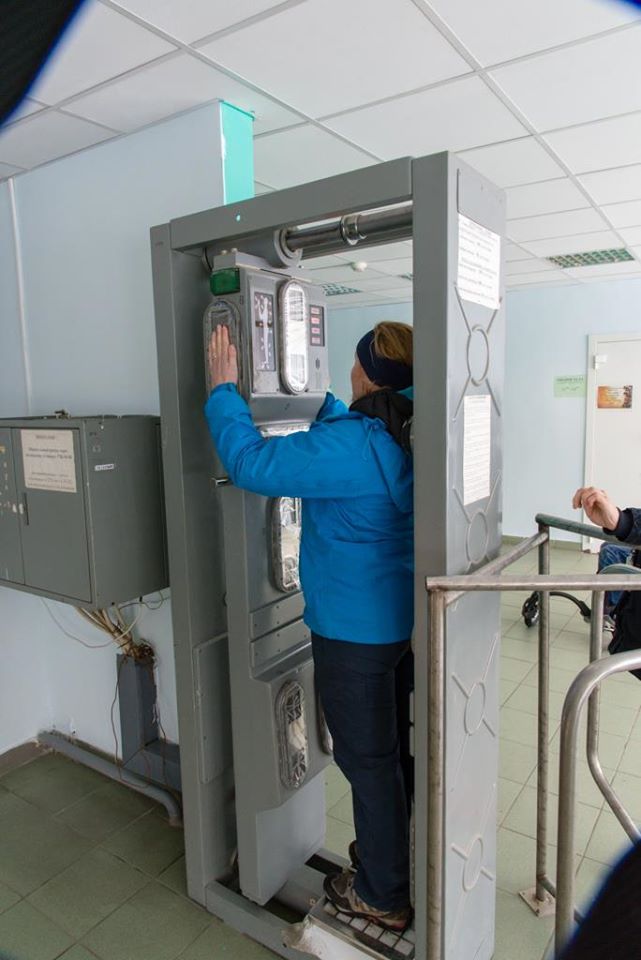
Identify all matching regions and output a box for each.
[558,840,641,959]
[573,487,641,676]
[206,321,414,931]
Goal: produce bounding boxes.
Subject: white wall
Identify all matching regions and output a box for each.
[329,277,641,542]
[504,278,641,539]
[0,104,226,755]
[328,301,412,403]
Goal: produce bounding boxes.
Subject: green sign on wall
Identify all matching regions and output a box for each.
[554,375,587,398]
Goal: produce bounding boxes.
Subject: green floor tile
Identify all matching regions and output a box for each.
[102,811,184,876]
[324,815,355,858]
[498,740,538,785]
[0,754,108,815]
[500,657,535,684]
[497,778,522,824]
[0,879,21,915]
[0,900,73,960]
[82,881,210,960]
[503,785,600,854]
[610,770,641,820]
[55,780,154,841]
[494,890,554,960]
[178,918,279,959]
[158,855,188,897]
[500,637,538,664]
[57,947,101,960]
[327,790,353,826]
[27,847,149,938]
[0,788,34,822]
[499,707,549,748]
[584,809,632,866]
[574,857,610,913]
[500,679,519,706]
[324,764,350,808]
[0,801,92,896]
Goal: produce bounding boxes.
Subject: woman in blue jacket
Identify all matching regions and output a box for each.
[206,320,414,932]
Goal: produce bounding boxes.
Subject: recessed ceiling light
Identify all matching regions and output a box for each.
[547,248,633,269]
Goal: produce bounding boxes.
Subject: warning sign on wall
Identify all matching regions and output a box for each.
[21,430,77,493]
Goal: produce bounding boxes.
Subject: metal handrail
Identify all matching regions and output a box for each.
[556,649,641,952]
[423,519,641,959]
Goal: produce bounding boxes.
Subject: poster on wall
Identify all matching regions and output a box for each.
[597,386,633,409]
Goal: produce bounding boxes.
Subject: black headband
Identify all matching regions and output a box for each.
[356,330,413,391]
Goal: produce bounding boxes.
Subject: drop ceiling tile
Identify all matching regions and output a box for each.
[112,0,287,42]
[0,111,114,169]
[327,292,387,307]
[298,254,348,269]
[579,164,641,205]
[506,269,571,284]
[601,200,641,228]
[335,241,413,264]
[326,76,526,158]
[505,259,556,276]
[30,2,176,105]
[491,28,641,130]
[304,264,389,284]
[579,272,641,283]
[563,261,641,279]
[64,54,299,134]
[507,208,608,242]
[459,137,564,187]
[508,277,578,290]
[632,246,641,259]
[423,0,640,66]
[199,0,469,117]
[619,226,641,244]
[253,125,374,189]
[5,98,46,124]
[544,113,641,174]
[0,162,26,179]
[519,230,621,258]
[505,243,534,261]
[506,178,589,219]
[368,258,414,277]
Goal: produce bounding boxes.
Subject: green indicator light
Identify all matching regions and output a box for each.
[210,268,241,295]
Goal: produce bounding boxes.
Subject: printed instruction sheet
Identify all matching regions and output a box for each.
[21,429,77,493]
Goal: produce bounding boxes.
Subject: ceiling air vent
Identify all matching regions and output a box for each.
[547,248,633,269]
[321,283,362,296]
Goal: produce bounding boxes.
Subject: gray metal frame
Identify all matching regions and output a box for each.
[151,152,506,960]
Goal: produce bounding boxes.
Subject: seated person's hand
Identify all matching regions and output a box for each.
[572,486,620,530]
[208,325,238,389]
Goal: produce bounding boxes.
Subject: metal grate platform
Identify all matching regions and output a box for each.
[306,896,415,959]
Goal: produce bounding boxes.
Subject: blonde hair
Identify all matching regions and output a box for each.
[373,321,413,367]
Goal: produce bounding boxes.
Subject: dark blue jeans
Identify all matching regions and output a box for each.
[598,543,632,613]
[312,632,413,911]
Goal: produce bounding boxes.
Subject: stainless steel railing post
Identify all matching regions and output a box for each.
[536,523,551,904]
[556,649,641,953]
[427,589,446,960]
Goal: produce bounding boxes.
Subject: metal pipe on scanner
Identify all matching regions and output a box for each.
[282,202,413,256]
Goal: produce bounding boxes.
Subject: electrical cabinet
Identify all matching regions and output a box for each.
[0,416,168,608]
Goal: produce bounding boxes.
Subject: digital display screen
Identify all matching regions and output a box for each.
[309,304,325,347]
[253,292,276,372]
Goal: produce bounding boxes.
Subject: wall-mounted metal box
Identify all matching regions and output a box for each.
[0,416,168,608]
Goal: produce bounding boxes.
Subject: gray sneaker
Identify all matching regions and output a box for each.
[323,871,411,932]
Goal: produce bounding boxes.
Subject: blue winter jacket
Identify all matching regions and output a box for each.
[204,384,414,644]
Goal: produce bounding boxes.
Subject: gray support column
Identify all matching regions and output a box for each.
[412,153,505,960]
[151,224,236,904]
